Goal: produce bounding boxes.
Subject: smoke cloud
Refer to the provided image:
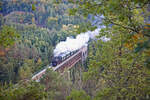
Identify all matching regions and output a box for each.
[54,28,109,56]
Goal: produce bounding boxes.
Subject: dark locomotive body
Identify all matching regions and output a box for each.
[52,50,79,67]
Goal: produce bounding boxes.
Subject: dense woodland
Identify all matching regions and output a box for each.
[0,0,150,100]
[0,0,85,83]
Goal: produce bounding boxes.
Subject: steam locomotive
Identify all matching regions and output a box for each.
[52,50,79,67]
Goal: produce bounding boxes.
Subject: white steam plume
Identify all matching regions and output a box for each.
[54,28,109,56]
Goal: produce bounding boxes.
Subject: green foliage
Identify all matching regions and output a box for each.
[65,1,150,99]
[0,0,150,100]
[18,59,34,80]
[0,81,47,100]
[94,88,116,100]
[0,26,19,47]
[66,89,90,100]
[40,69,72,100]
[68,8,78,16]
[0,0,85,84]
[32,4,36,11]
[81,34,150,99]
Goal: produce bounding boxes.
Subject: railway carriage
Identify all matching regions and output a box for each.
[52,50,79,67]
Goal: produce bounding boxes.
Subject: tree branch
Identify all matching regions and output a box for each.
[104,18,139,33]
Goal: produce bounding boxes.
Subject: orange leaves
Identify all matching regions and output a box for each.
[0,47,11,56]
[145,23,150,26]
[132,32,143,42]
[132,35,138,42]
[144,26,150,30]
[124,42,133,50]
[0,50,5,56]
[143,23,150,30]
[124,32,144,50]
[144,23,150,31]
[125,24,149,50]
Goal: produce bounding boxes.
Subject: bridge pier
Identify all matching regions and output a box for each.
[62,60,83,84]
[68,60,83,88]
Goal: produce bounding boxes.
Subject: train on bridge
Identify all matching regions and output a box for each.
[32,45,88,81]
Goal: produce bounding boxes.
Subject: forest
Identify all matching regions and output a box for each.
[0,0,150,100]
